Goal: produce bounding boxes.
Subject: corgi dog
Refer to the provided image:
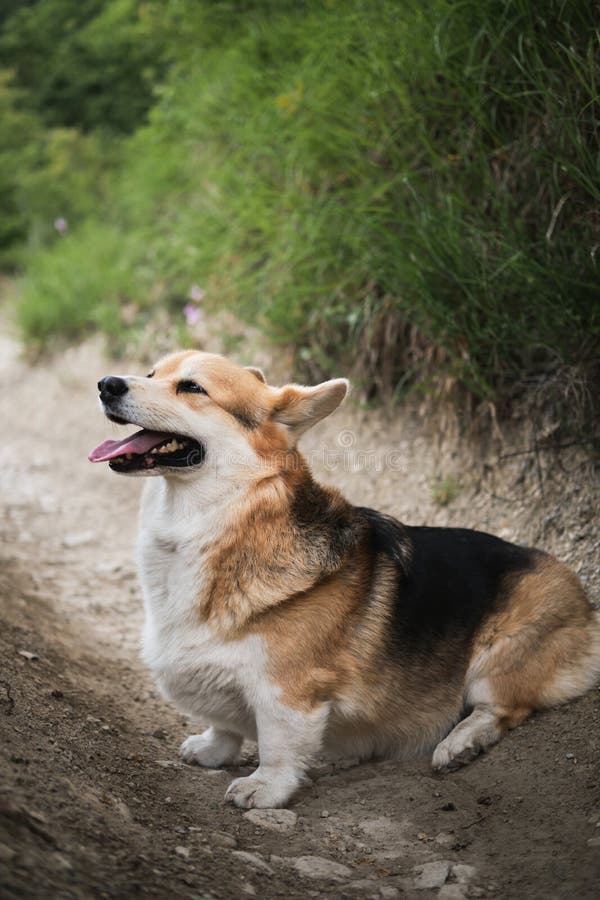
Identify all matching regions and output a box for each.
[89,350,600,809]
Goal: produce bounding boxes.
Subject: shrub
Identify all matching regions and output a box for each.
[11,0,600,417]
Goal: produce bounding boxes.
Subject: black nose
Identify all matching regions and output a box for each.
[98,376,128,399]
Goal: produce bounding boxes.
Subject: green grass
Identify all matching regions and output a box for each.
[430,475,462,507]
[10,0,600,415]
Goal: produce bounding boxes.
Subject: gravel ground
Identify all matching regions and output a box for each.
[1,336,599,900]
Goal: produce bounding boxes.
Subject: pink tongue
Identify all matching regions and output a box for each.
[88,429,172,462]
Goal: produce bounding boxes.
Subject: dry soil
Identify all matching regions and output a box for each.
[1,336,599,900]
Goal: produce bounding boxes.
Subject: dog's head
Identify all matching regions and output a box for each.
[88,350,348,479]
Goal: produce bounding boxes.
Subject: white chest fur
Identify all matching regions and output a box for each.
[136,479,264,738]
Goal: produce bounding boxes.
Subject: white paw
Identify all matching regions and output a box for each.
[180,729,241,768]
[225,769,299,809]
[432,735,479,772]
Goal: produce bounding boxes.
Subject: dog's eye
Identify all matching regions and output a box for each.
[176,380,207,395]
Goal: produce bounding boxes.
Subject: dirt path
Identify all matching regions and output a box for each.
[1,335,599,900]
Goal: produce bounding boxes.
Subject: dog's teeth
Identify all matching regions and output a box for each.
[157,439,187,454]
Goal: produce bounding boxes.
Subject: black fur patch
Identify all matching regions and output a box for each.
[358,507,540,659]
[291,472,359,574]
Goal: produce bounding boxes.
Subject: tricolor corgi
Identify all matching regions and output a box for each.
[89,351,600,809]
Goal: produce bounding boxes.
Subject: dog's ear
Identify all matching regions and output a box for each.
[246,366,267,384]
[273,378,349,438]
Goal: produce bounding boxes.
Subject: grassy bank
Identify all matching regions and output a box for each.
[4,0,599,415]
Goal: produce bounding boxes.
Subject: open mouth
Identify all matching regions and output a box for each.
[88,429,205,473]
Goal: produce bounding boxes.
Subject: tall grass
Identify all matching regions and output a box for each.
[15,0,600,412]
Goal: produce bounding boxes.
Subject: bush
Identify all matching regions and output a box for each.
[11,0,600,412]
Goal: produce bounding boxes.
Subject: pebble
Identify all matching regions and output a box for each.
[435,831,456,847]
[18,650,39,661]
[413,860,451,889]
[438,887,466,900]
[243,808,298,832]
[291,855,353,880]
[210,831,238,849]
[587,836,600,848]
[452,863,477,884]
[232,851,274,875]
[175,846,190,859]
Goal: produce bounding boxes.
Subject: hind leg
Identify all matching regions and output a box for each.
[432,703,529,771]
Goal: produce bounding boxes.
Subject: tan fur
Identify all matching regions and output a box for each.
[469,555,600,720]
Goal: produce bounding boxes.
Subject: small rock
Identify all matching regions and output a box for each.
[232,851,273,875]
[435,831,456,847]
[0,843,16,863]
[452,864,477,885]
[49,689,64,699]
[438,887,466,900]
[587,836,600,848]
[18,650,39,661]
[320,810,330,818]
[175,846,190,859]
[440,801,456,812]
[413,860,451,890]
[210,832,238,849]
[565,753,575,760]
[292,856,352,881]
[112,799,132,821]
[379,887,400,899]
[243,808,298,832]
[63,530,95,548]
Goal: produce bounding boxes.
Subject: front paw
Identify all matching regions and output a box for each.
[180,729,241,768]
[225,769,299,809]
